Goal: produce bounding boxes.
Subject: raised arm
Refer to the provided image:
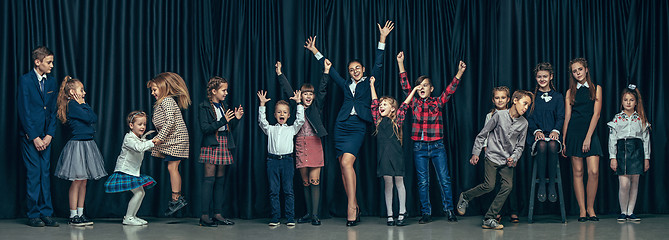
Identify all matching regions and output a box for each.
[305,36,347,91]
[314,59,331,110]
[370,76,380,123]
[289,90,305,132]
[438,61,467,105]
[257,90,271,135]
[276,61,295,98]
[397,52,412,96]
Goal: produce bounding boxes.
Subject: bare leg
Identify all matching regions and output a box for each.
[340,153,357,221]
[167,160,182,201]
[585,156,599,217]
[571,157,586,217]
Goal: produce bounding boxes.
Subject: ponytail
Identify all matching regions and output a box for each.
[57,76,82,123]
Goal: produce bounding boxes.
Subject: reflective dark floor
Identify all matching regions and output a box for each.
[0,215,665,240]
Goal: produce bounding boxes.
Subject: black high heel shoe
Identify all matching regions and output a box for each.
[346,207,358,227]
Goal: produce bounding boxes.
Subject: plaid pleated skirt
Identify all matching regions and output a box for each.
[199,135,233,165]
[104,172,156,193]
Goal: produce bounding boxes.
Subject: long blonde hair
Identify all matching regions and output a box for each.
[56,76,82,123]
[147,72,191,109]
[374,96,403,144]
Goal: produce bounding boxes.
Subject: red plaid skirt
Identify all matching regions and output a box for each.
[199,135,233,165]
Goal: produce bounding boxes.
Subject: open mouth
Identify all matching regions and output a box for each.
[380,109,386,114]
[279,117,286,122]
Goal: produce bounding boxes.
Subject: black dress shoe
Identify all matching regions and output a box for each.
[446,210,458,222]
[418,214,432,224]
[28,218,45,227]
[213,218,235,225]
[346,220,357,227]
[396,213,407,226]
[41,216,59,227]
[578,217,588,222]
[547,184,558,202]
[311,215,321,226]
[588,215,599,221]
[297,214,311,224]
[199,218,218,227]
[387,217,395,226]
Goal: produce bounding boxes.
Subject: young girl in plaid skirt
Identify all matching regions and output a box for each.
[197,77,244,227]
[104,111,159,225]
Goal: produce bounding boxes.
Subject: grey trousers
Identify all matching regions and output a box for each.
[462,159,514,219]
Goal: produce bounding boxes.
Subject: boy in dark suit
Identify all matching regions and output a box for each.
[18,46,59,227]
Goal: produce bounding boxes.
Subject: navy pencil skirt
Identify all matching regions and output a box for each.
[334,115,367,159]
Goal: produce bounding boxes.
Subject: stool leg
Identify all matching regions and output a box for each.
[556,162,567,223]
[528,161,538,223]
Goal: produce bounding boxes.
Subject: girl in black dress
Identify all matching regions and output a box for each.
[562,58,603,222]
[369,76,413,226]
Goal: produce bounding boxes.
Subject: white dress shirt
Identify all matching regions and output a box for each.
[258,105,305,155]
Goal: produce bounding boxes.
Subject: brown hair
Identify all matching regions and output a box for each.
[127,111,147,125]
[275,100,290,110]
[147,72,191,109]
[57,76,82,123]
[206,76,228,100]
[32,46,53,63]
[300,83,315,93]
[489,86,510,114]
[533,62,556,95]
[512,90,535,113]
[567,58,596,105]
[620,87,649,128]
[373,96,403,144]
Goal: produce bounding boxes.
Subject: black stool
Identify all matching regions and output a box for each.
[528,160,566,223]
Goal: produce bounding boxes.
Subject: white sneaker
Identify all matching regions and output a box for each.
[123,216,144,226]
[135,217,148,225]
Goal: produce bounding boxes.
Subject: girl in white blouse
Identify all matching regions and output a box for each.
[608,85,651,222]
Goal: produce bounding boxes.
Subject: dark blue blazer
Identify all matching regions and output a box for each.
[18,70,58,140]
[317,48,384,123]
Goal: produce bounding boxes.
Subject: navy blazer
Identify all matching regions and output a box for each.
[17,70,58,140]
[65,101,98,140]
[278,73,329,137]
[316,47,384,123]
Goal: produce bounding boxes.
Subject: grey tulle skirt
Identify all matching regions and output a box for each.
[55,140,108,180]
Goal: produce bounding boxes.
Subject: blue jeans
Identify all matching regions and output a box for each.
[414,141,453,215]
[267,155,295,220]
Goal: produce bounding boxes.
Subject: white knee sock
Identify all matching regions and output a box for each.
[127,187,146,217]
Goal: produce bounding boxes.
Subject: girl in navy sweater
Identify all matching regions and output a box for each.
[54,76,107,226]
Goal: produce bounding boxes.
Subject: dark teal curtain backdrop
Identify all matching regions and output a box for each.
[1,0,667,219]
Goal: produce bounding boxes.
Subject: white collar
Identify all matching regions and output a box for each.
[350,76,367,84]
[576,81,589,89]
[33,68,46,81]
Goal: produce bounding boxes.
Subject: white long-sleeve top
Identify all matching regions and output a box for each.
[258,105,305,155]
[114,132,155,176]
[607,111,651,159]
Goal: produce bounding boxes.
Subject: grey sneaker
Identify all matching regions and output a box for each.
[456,193,469,215]
[482,218,504,230]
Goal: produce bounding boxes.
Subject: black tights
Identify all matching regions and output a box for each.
[202,163,226,216]
[535,140,560,185]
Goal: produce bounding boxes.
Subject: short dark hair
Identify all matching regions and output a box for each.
[300,83,314,93]
[32,46,53,63]
[414,75,432,87]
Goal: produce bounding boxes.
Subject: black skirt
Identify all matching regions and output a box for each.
[615,138,644,175]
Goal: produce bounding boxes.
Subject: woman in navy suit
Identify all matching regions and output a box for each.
[304,20,394,226]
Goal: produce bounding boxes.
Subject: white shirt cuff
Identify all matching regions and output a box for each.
[378,42,385,50]
[314,52,324,60]
[551,129,560,134]
[533,129,542,135]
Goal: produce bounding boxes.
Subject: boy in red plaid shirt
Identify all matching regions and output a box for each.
[397,51,466,223]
